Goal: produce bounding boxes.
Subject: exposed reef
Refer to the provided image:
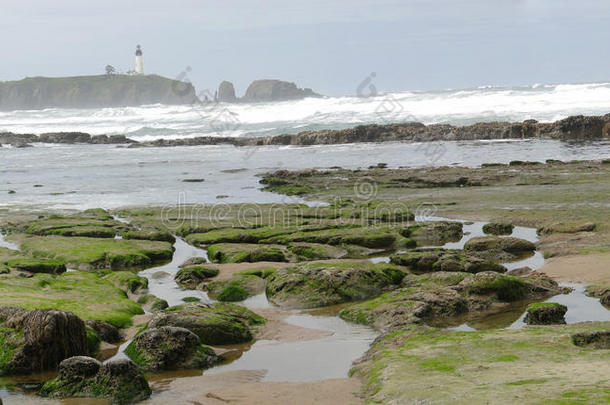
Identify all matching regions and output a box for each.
[3,114,610,148]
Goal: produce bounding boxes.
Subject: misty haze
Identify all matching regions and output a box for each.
[1,1,610,404]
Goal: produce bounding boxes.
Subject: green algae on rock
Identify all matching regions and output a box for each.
[206,274,266,301]
[18,236,173,270]
[390,249,506,274]
[524,302,567,325]
[137,294,169,312]
[265,261,407,309]
[101,271,149,294]
[149,303,265,345]
[39,356,151,404]
[482,222,515,235]
[0,271,143,328]
[174,266,220,289]
[351,322,610,404]
[125,326,219,372]
[122,229,176,243]
[207,243,288,263]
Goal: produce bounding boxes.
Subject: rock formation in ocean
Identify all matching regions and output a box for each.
[217,81,237,103]
[3,114,610,148]
[0,74,199,110]
[242,79,320,102]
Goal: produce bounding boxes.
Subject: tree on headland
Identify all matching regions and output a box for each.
[105,65,116,76]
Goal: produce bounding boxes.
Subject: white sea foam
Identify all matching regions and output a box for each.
[1,81,610,140]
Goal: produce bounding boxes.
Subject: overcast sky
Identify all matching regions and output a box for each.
[3,0,610,96]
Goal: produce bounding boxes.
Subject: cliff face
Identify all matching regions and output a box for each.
[0,74,199,111]
[242,79,320,102]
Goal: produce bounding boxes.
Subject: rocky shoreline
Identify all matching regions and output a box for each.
[1,113,610,149]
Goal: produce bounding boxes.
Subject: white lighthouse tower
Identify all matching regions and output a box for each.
[135,45,144,75]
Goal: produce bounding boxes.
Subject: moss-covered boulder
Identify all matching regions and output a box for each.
[123,230,175,243]
[185,226,297,246]
[19,236,173,271]
[482,222,514,235]
[390,249,506,274]
[340,287,467,331]
[263,227,397,249]
[464,236,536,254]
[339,272,470,330]
[179,257,208,267]
[137,294,169,312]
[0,307,88,375]
[0,272,143,328]
[174,266,219,289]
[102,271,148,293]
[149,303,265,345]
[85,320,121,344]
[584,282,610,307]
[464,236,536,261]
[125,326,219,372]
[16,212,125,239]
[406,221,463,245]
[206,274,265,301]
[455,272,530,302]
[39,356,151,404]
[287,242,347,261]
[265,261,407,309]
[537,222,596,235]
[524,302,567,325]
[207,243,288,263]
[5,258,66,274]
[216,286,249,302]
[571,331,610,349]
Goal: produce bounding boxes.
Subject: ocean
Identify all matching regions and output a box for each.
[2,81,610,210]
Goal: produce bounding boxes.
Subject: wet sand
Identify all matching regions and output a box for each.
[143,370,362,405]
[539,253,610,283]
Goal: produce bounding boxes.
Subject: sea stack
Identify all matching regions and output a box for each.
[217,81,237,103]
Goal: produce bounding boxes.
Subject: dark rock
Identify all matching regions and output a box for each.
[407,221,463,245]
[217,81,237,103]
[572,331,610,349]
[523,302,567,325]
[464,236,536,253]
[482,222,514,235]
[242,79,320,102]
[85,320,121,344]
[6,258,66,274]
[179,257,207,267]
[90,135,135,144]
[56,356,101,381]
[125,326,219,372]
[2,308,88,374]
[40,356,151,404]
[455,272,530,302]
[174,266,219,289]
[39,132,91,144]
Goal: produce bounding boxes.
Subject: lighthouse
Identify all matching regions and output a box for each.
[135,45,144,75]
